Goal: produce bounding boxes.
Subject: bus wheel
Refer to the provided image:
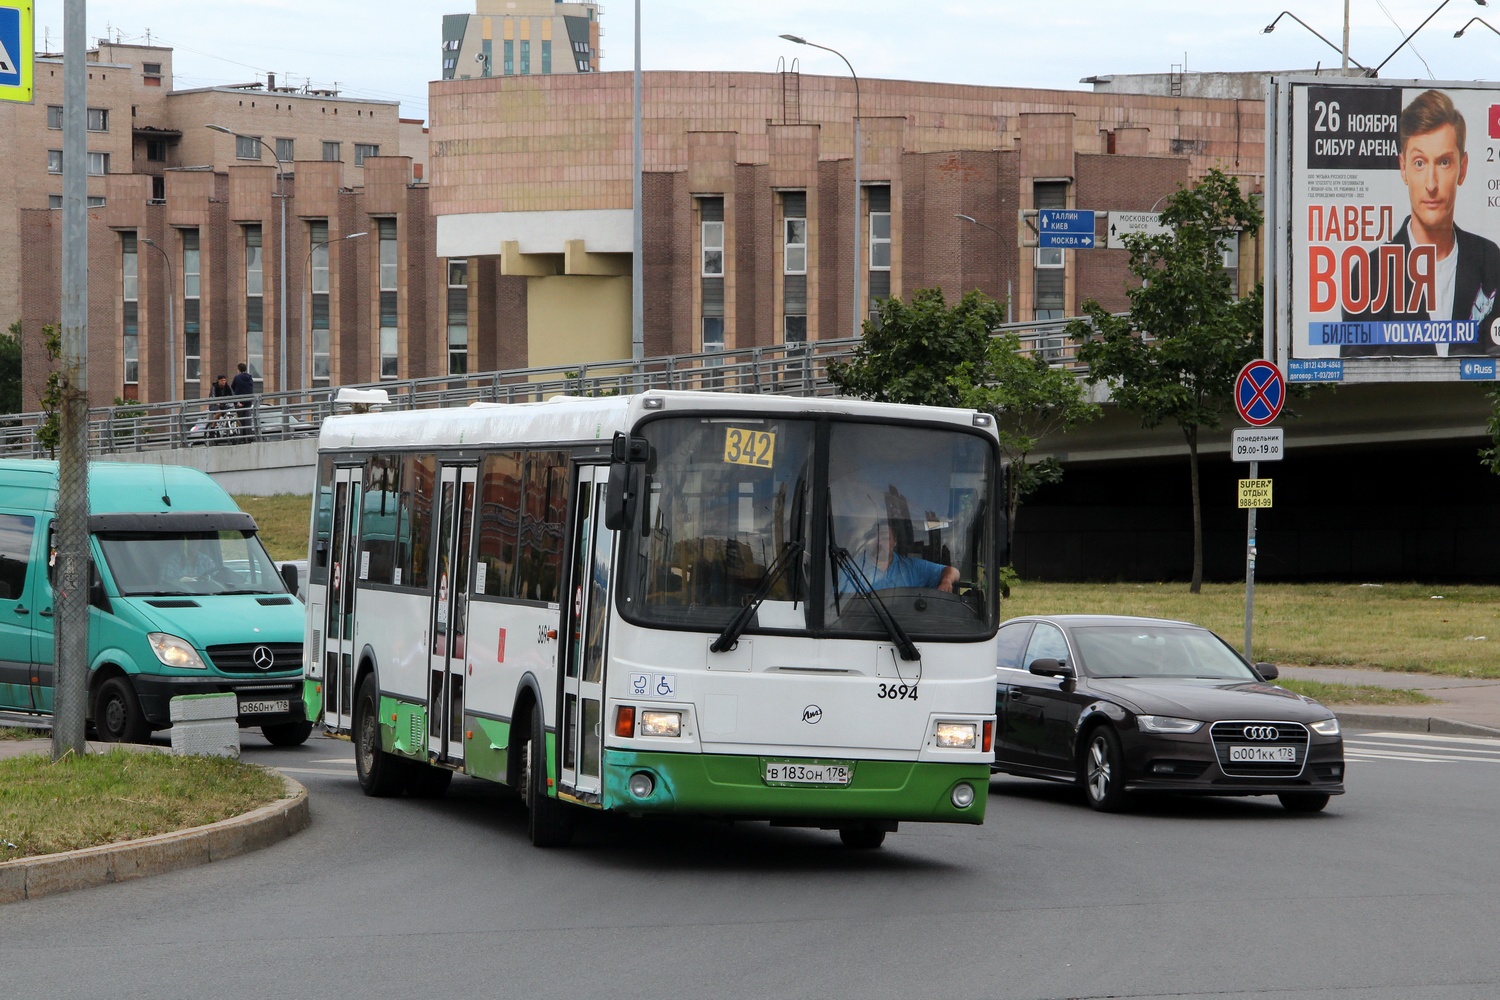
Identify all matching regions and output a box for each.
[94,677,150,744]
[521,711,573,848]
[354,674,407,797]
[261,720,314,747]
[838,825,887,850]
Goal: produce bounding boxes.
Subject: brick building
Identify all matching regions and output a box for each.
[427,69,1265,365]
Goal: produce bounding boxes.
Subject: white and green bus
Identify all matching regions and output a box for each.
[305,390,1000,848]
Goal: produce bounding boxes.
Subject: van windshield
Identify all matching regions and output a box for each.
[97,530,289,597]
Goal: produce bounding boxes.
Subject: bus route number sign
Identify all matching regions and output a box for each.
[723,427,775,468]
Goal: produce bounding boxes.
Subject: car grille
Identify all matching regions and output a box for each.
[206,642,303,674]
[1210,721,1310,778]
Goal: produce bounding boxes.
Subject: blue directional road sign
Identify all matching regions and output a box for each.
[1037,209,1097,249]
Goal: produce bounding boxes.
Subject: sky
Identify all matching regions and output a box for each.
[31,0,1500,123]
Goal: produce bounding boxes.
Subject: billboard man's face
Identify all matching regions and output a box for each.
[1398,123,1468,239]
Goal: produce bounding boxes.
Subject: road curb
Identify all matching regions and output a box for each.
[1335,711,1500,739]
[0,770,309,905]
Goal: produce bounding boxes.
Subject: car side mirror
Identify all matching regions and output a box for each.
[280,562,300,596]
[1028,657,1075,679]
[1253,662,1279,681]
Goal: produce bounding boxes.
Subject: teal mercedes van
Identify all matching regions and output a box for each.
[0,460,309,744]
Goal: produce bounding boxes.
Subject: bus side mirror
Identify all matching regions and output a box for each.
[604,432,651,533]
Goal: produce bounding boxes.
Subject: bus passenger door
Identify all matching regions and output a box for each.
[560,465,611,802]
[428,465,476,764]
[321,467,361,732]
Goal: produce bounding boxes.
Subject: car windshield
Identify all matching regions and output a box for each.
[1070,625,1259,680]
[97,529,290,597]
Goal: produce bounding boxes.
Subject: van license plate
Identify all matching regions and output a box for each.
[239,698,290,715]
[763,762,852,785]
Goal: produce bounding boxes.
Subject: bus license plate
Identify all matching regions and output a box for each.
[239,698,290,716]
[1229,745,1295,762]
[764,762,852,785]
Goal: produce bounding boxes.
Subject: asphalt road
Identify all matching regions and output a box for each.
[5,728,1500,1000]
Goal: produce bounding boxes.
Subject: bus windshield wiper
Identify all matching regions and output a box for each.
[710,540,804,653]
[828,543,921,662]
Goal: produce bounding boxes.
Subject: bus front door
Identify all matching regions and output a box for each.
[561,465,610,802]
[321,467,361,732]
[427,464,477,765]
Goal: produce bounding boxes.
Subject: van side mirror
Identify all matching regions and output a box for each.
[88,562,111,613]
[603,432,651,533]
[280,562,300,596]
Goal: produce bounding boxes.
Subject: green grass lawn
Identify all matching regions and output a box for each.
[0,749,286,861]
[235,493,312,562]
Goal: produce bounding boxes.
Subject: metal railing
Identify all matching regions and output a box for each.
[3,315,1089,457]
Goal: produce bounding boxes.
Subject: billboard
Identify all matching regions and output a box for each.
[1281,79,1500,364]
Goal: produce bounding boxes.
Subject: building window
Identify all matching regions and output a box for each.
[322,141,341,162]
[504,39,514,75]
[447,259,468,375]
[520,39,530,75]
[235,134,262,160]
[245,226,265,390]
[143,62,162,86]
[309,220,332,386]
[48,195,60,209]
[784,216,807,275]
[122,232,139,388]
[702,221,724,277]
[86,107,108,132]
[784,314,807,345]
[1035,247,1064,269]
[542,40,551,74]
[378,218,398,379]
[1033,180,1069,324]
[47,149,61,173]
[87,151,108,176]
[354,143,379,167]
[869,211,891,271]
[702,317,725,355]
[151,176,165,201]
[145,139,167,162]
[183,229,202,389]
[88,195,105,208]
[275,137,294,163]
[47,105,61,129]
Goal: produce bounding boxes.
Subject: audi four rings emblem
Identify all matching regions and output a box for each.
[1242,726,1279,741]
[252,645,276,671]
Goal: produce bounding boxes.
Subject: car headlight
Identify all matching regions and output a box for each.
[1137,715,1203,734]
[639,710,682,737]
[147,632,208,670]
[1310,717,1341,737]
[934,721,978,749]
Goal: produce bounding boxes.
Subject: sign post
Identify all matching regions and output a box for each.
[1234,362,1286,662]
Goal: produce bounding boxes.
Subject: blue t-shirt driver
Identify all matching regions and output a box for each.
[844,518,959,592]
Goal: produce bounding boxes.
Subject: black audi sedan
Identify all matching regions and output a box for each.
[992,615,1345,812]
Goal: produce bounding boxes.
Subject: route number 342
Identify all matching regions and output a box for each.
[877,682,918,701]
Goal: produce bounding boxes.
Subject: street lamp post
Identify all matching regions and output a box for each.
[1454,15,1500,35]
[1264,0,1488,75]
[781,34,862,339]
[304,231,367,393]
[207,124,288,392]
[138,237,175,401]
[1369,0,1488,75]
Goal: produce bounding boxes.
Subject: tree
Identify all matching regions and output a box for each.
[956,334,1100,559]
[0,321,21,414]
[38,323,62,456]
[1482,389,1500,475]
[1069,168,1264,593]
[829,287,1099,581]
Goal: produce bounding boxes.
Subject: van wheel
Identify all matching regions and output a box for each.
[261,720,314,747]
[94,677,150,744]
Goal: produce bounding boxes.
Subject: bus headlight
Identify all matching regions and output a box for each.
[951,782,976,809]
[148,632,207,670]
[934,721,977,749]
[639,710,682,737]
[628,772,655,798]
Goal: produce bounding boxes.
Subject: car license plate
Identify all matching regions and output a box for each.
[239,698,290,716]
[1229,745,1296,762]
[763,761,852,785]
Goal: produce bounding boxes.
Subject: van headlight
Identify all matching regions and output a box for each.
[148,632,208,670]
[934,721,977,749]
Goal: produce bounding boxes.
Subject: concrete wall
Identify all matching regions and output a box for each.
[104,438,317,495]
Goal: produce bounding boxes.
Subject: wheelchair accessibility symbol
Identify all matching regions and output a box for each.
[628,673,677,698]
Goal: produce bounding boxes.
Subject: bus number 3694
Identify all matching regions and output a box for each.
[877,683,918,700]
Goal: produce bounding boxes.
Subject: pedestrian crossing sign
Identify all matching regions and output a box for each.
[0,2,34,105]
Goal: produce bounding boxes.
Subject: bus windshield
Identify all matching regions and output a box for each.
[98,530,290,597]
[619,415,994,639]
